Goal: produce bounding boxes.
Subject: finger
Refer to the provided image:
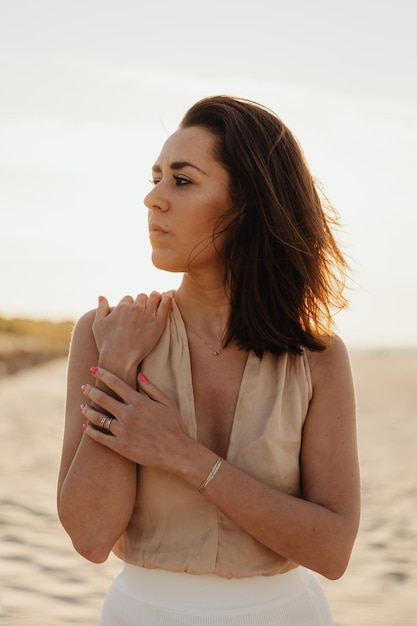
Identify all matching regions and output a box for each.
[83,421,120,451]
[134,292,148,305]
[137,372,169,406]
[146,291,162,313]
[94,295,110,322]
[98,295,109,307]
[88,367,136,405]
[118,294,134,305]
[81,384,122,419]
[81,381,127,418]
[157,292,173,317]
[81,403,117,434]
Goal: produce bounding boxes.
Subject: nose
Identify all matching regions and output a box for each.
[144,184,169,212]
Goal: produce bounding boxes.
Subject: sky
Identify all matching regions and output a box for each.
[1,0,416,349]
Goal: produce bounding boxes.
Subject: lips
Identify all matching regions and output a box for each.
[148,223,168,239]
[149,223,167,233]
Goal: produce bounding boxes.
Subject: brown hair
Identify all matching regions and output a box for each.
[180,95,349,356]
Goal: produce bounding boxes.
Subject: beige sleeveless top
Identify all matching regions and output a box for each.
[113,300,312,579]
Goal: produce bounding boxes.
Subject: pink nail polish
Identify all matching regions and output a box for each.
[90,367,98,375]
[81,384,87,392]
[82,423,87,431]
[98,296,105,303]
[138,372,149,382]
[80,403,85,410]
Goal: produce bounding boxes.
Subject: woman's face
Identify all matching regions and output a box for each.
[144,126,232,274]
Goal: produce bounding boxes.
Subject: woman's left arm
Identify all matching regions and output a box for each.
[81,336,360,580]
[194,336,360,580]
[196,336,360,580]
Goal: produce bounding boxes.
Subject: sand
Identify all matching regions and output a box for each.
[1,352,416,625]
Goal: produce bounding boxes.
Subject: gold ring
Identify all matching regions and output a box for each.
[103,416,113,432]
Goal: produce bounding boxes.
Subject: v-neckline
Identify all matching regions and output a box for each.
[172,298,254,461]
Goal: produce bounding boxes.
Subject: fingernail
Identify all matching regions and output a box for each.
[98,296,105,303]
[82,423,88,431]
[138,372,149,382]
[81,384,87,392]
[90,367,98,375]
[80,403,86,410]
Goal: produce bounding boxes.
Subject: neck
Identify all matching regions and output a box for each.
[175,274,231,339]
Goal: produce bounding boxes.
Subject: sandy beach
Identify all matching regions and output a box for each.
[1,352,416,625]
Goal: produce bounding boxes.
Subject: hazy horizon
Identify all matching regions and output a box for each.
[1,0,416,350]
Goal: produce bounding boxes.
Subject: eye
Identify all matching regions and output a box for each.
[173,174,191,186]
[149,178,161,186]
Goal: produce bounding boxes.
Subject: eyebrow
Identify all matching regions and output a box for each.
[152,161,208,176]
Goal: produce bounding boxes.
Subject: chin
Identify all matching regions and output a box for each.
[151,253,185,273]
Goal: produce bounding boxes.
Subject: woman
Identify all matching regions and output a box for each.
[58,95,360,625]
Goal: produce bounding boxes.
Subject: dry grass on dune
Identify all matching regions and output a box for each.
[0,316,74,377]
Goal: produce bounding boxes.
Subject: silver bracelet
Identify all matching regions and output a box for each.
[197,456,223,493]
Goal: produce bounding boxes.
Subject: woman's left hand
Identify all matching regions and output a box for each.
[81,367,190,470]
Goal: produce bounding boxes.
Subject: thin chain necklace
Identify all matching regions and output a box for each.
[187,325,224,356]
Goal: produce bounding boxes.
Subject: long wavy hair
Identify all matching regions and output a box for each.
[180,95,349,356]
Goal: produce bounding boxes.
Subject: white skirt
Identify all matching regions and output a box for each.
[99,564,334,625]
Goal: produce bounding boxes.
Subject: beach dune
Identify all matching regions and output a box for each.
[1,353,416,625]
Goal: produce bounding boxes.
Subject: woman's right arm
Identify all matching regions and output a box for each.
[57,310,137,563]
[57,292,172,562]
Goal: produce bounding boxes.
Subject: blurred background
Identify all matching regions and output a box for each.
[1,3,417,625]
[1,0,416,350]
[0,0,417,348]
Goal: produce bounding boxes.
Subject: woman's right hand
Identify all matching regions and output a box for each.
[92,291,172,383]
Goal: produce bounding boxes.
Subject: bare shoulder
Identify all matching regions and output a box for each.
[67,309,99,381]
[304,335,353,390]
[72,308,96,339]
[69,309,97,352]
